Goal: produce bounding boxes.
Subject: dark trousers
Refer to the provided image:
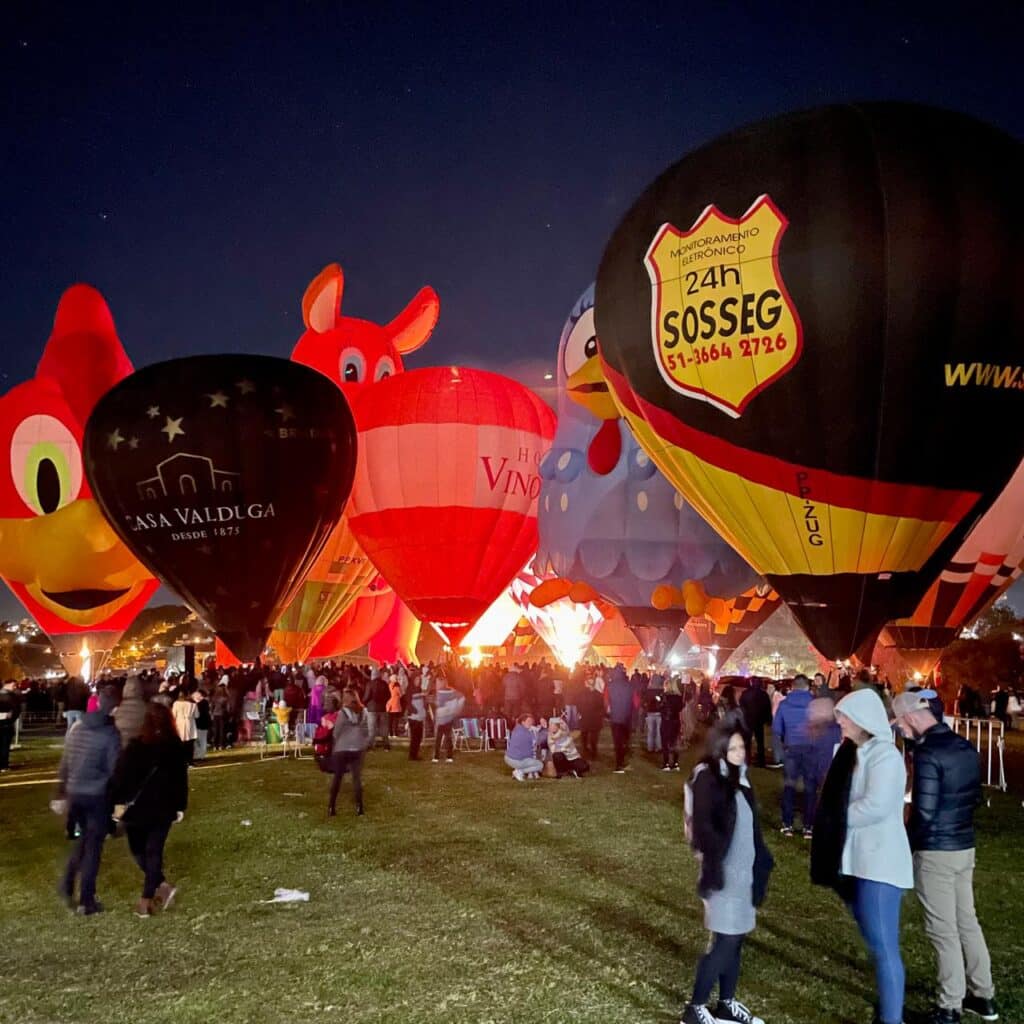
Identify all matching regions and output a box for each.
[328,750,364,812]
[611,723,631,770]
[0,722,13,769]
[434,723,454,760]
[552,752,589,777]
[388,711,402,736]
[781,746,819,828]
[408,719,423,759]
[210,716,226,749]
[579,727,600,758]
[126,821,172,899]
[660,719,680,766]
[692,932,745,1005]
[749,722,767,767]
[62,794,109,908]
[182,739,195,765]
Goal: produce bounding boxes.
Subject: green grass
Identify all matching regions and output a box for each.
[1,735,1022,1024]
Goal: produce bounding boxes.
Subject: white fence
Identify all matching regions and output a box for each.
[948,716,1006,792]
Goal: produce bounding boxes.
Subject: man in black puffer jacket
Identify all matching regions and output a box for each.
[893,691,997,1024]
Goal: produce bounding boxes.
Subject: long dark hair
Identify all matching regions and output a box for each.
[701,711,749,787]
[139,702,177,745]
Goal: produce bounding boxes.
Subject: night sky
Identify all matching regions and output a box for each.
[1,2,1022,619]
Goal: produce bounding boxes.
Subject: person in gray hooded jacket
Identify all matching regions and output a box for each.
[57,691,121,915]
[328,689,369,817]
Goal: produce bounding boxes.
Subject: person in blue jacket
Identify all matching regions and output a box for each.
[771,674,819,838]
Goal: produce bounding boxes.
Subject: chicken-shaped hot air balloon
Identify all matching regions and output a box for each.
[0,286,158,675]
[272,264,440,662]
[536,284,757,661]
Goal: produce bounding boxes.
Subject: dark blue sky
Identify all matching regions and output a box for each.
[1,1,1021,617]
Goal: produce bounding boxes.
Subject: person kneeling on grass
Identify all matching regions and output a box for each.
[680,712,774,1024]
[547,717,589,777]
[505,713,544,781]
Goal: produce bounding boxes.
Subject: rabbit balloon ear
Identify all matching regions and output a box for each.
[302,264,344,334]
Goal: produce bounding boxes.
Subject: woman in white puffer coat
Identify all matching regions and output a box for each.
[834,688,913,1024]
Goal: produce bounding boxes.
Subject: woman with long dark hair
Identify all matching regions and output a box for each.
[112,701,188,918]
[680,712,774,1024]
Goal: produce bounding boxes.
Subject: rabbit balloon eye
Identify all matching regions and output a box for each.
[338,348,366,385]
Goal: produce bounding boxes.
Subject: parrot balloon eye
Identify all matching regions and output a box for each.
[339,348,366,385]
[10,414,83,516]
[374,357,396,381]
[562,309,599,379]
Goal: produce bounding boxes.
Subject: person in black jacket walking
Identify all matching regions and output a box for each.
[578,678,604,760]
[738,679,772,768]
[892,691,998,1024]
[112,702,189,918]
[680,712,774,1024]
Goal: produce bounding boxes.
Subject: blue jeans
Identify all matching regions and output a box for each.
[781,745,819,828]
[64,710,85,730]
[849,879,905,1024]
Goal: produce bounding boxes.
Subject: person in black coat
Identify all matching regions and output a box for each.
[577,679,605,759]
[738,679,773,768]
[112,702,188,918]
[681,712,773,1024]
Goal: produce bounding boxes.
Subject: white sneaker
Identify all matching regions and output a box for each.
[512,768,525,782]
[713,997,764,1024]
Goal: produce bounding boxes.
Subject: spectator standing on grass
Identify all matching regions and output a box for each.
[172,687,197,765]
[111,702,188,918]
[644,680,663,753]
[608,663,633,774]
[660,677,684,771]
[328,689,369,817]
[406,685,427,760]
[57,692,121,915]
[209,682,229,750]
[363,669,391,751]
[432,677,464,763]
[892,691,998,1024]
[772,674,818,838]
[826,688,914,1024]
[0,680,22,773]
[679,712,774,1024]
[739,679,772,768]
[113,676,148,747]
[192,689,211,762]
[386,674,403,737]
[578,677,605,760]
[65,676,90,730]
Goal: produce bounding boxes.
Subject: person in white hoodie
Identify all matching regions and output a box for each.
[833,688,913,1024]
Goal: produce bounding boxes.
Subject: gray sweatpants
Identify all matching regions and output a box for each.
[913,848,994,1010]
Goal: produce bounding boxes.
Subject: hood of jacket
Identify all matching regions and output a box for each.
[835,688,892,741]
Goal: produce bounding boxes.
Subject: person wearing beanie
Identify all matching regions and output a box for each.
[820,688,913,1024]
[57,691,121,915]
[892,690,997,1023]
[113,676,148,747]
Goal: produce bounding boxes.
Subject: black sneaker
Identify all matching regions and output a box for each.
[962,994,998,1021]
[679,1004,717,1024]
[927,1007,960,1023]
[713,997,764,1023]
[76,901,104,916]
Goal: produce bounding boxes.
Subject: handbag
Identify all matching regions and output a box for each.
[111,765,157,838]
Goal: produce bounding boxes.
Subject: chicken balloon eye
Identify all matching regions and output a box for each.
[562,307,598,377]
[338,348,366,386]
[10,414,83,516]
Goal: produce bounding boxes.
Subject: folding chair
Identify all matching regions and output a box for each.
[455,717,485,751]
[485,717,508,751]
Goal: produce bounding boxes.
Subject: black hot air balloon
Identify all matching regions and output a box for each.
[84,355,357,661]
[595,103,1023,659]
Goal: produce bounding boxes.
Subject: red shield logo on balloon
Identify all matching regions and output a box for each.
[644,195,803,418]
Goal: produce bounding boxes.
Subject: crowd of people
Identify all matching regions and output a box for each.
[2,653,1007,1024]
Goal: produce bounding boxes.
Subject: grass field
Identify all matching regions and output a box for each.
[1,733,1022,1024]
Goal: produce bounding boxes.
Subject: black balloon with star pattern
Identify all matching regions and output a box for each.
[83,354,357,661]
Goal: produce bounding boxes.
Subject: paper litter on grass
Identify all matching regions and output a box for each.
[283,792,303,797]
[261,888,310,904]
[240,819,252,827]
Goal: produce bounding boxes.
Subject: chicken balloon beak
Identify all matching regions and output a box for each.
[566,358,619,421]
